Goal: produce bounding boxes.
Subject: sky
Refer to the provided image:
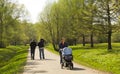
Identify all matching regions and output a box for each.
[18,0,55,23]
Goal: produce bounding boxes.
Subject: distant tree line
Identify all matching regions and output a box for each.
[0,0,40,48]
[37,0,120,51]
[0,0,120,51]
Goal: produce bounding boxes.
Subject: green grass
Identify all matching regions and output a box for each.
[45,44,59,55]
[0,45,29,74]
[46,43,120,74]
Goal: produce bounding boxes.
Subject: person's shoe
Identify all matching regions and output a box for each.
[33,57,34,60]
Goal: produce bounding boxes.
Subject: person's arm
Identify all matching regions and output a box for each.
[59,43,63,52]
[30,42,32,46]
[59,43,63,49]
[35,42,37,46]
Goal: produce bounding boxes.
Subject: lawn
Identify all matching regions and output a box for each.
[46,43,120,74]
[46,44,59,55]
[0,45,29,74]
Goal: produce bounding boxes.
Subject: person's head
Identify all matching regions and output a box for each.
[61,37,65,43]
[32,39,35,42]
[40,38,44,42]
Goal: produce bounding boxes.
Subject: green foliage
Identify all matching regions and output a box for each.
[96,34,108,43]
[46,43,120,74]
[112,32,120,42]
[0,45,29,74]
[71,43,120,74]
[37,0,120,50]
[45,44,59,54]
[0,0,29,47]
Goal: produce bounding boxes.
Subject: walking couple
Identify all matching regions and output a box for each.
[30,39,45,60]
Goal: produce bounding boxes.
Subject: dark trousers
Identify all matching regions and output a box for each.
[59,51,62,63]
[31,48,35,60]
[39,47,45,59]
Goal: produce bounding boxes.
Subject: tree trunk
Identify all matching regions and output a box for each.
[107,2,112,50]
[0,19,5,48]
[90,33,94,47]
[108,30,112,50]
[74,38,77,45]
[52,42,58,51]
[56,17,60,46]
[82,34,85,46]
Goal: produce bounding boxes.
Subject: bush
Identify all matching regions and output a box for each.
[112,32,120,42]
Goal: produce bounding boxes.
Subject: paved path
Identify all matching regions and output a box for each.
[23,47,110,74]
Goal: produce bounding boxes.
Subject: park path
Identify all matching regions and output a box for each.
[22,46,110,74]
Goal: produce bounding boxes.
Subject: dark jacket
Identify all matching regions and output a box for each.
[59,42,68,49]
[38,39,45,48]
[30,41,37,49]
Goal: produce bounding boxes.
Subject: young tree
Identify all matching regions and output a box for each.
[96,0,120,50]
[0,0,28,47]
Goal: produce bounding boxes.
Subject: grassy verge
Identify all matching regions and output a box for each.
[45,44,59,55]
[46,43,120,74]
[0,45,29,74]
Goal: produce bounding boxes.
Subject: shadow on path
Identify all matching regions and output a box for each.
[24,70,48,74]
[34,58,56,61]
[72,67,85,71]
[26,61,40,65]
[34,70,48,73]
[44,58,56,61]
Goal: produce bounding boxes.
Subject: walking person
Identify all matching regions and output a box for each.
[30,40,37,60]
[38,39,45,59]
[59,37,68,64]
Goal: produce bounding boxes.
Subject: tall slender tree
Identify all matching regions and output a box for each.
[96,0,120,50]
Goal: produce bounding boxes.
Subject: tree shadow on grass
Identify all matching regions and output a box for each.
[16,49,28,55]
[96,49,120,55]
[72,46,103,51]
